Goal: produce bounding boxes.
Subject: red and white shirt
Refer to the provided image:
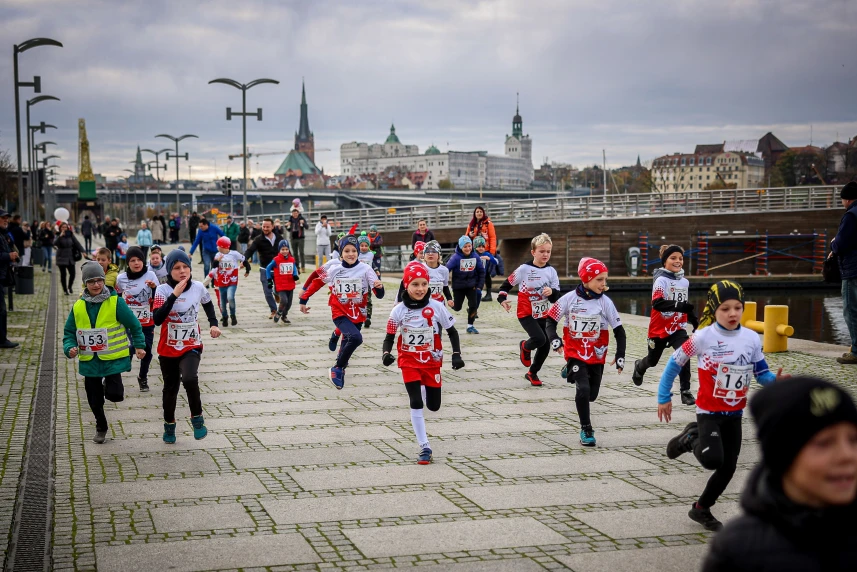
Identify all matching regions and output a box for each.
[648,273,690,338]
[386,299,455,369]
[115,270,158,327]
[426,263,450,302]
[303,259,379,323]
[153,281,211,358]
[547,291,622,364]
[503,263,560,319]
[212,251,245,287]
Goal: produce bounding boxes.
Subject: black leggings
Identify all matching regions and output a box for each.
[84,374,122,431]
[452,288,479,325]
[519,316,550,374]
[639,329,691,391]
[405,381,442,411]
[484,274,493,293]
[695,414,742,508]
[566,359,604,428]
[159,351,203,422]
[58,264,76,292]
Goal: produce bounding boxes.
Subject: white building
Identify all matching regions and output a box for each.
[340,105,534,190]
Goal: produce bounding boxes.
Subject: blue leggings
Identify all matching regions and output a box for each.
[219,285,237,317]
[333,316,364,369]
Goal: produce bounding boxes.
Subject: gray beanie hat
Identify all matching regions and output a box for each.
[81,261,106,284]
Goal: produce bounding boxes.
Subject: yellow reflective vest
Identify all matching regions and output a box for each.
[72,296,130,361]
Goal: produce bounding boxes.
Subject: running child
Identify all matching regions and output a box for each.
[474,236,497,302]
[657,280,788,531]
[63,261,146,443]
[446,236,485,334]
[266,239,299,324]
[116,234,129,271]
[115,246,159,392]
[632,244,699,405]
[382,261,465,464]
[546,258,626,447]
[212,236,245,327]
[424,241,454,307]
[358,235,378,327]
[498,233,561,387]
[94,247,119,293]
[148,245,168,284]
[413,241,427,264]
[300,235,385,389]
[153,249,222,443]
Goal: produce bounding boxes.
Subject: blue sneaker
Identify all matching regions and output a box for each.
[328,331,341,352]
[466,325,479,334]
[579,427,596,447]
[417,448,433,465]
[191,415,208,440]
[330,366,345,390]
[163,422,177,444]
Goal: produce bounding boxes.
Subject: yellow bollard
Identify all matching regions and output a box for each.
[763,305,793,353]
[740,301,757,327]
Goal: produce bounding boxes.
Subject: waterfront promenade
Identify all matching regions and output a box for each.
[1,253,854,571]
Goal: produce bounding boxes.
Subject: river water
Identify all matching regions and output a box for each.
[608,289,847,346]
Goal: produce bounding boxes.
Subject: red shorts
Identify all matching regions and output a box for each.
[400,367,442,388]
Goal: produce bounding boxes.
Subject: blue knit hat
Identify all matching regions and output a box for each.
[357,235,370,245]
[278,239,291,250]
[339,235,358,251]
[458,236,472,249]
[165,248,192,274]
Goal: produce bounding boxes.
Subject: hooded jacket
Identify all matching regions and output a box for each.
[445,244,486,290]
[702,466,857,572]
[832,201,857,280]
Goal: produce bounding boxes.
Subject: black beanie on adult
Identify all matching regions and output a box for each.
[750,376,857,478]
[841,181,857,200]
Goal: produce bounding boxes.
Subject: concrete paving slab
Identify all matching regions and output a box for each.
[340,405,475,423]
[556,544,708,572]
[427,417,561,437]
[228,444,390,469]
[476,400,575,416]
[228,399,355,414]
[134,452,218,475]
[84,433,233,455]
[572,502,741,538]
[367,393,497,407]
[406,560,546,572]
[498,386,623,401]
[202,389,301,403]
[457,478,656,510]
[387,436,553,458]
[289,463,468,491]
[545,428,679,448]
[151,502,255,532]
[638,470,751,496]
[481,451,656,478]
[256,425,400,446]
[587,410,696,428]
[90,473,266,505]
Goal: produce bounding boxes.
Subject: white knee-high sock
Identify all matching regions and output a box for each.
[420,385,427,406]
[410,408,430,449]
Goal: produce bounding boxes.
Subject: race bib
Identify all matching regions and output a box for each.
[429,281,443,296]
[670,287,689,303]
[167,322,200,348]
[219,260,235,270]
[279,262,294,274]
[459,258,477,272]
[531,298,550,318]
[714,363,753,401]
[130,306,152,322]
[569,314,600,338]
[77,328,109,352]
[401,326,434,352]
[334,278,362,299]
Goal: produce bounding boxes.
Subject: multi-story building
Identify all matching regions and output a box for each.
[651,143,765,192]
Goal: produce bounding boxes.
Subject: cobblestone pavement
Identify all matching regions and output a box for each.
[37,252,857,571]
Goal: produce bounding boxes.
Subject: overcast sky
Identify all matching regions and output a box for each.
[2,0,856,181]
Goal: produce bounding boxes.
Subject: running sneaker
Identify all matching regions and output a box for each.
[328,331,341,352]
[330,366,345,390]
[519,340,532,367]
[666,422,699,459]
[282,316,291,324]
[191,415,208,440]
[231,316,237,326]
[93,429,108,444]
[466,325,479,334]
[269,311,276,320]
[631,359,645,386]
[163,422,177,444]
[481,293,492,302]
[688,504,723,531]
[221,316,229,327]
[579,427,597,447]
[837,353,857,364]
[138,376,150,393]
[273,312,280,323]
[525,372,542,387]
[681,390,697,406]
[417,448,433,465]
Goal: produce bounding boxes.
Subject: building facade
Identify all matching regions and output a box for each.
[651,143,765,193]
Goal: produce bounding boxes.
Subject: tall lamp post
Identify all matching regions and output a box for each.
[27,121,56,221]
[142,147,170,214]
[156,134,197,222]
[25,94,59,220]
[12,37,63,213]
[33,140,57,218]
[208,77,279,220]
[40,154,60,220]
[123,168,137,224]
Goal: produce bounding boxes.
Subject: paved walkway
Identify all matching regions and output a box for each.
[4,246,857,571]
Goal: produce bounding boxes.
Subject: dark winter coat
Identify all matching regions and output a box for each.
[702,466,857,572]
[81,219,94,237]
[104,224,123,249]
[54,230,86,267]
[411,229,435,248]
[243,231,284,268]
[237,226,251,244]
[832,201,857,280]
[445,245,486,290]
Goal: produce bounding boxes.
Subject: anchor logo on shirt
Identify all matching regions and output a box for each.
[415,350,431,364]
[578,339,593,361]
[346,303,361,320]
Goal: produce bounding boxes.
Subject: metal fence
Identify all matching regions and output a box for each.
[269,186,841,233]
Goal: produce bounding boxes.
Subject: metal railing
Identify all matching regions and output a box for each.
[268,186,841,233]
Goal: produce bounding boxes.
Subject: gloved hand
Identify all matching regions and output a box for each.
[550,337,563,351]
[382,352,395,367]
[688,310,699,332]
[614,356,625,372]
[675,301,695,314]
[451,353,465,370]
[267,278,274,291]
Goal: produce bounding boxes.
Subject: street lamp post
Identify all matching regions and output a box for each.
[25,94,59,220]
[123,168,137,224]
[156,134,198,226]
[142,147,171,214]
[208,77,279,220]
[40,154,60,220]
[12,37,63,214]
[32,140,57,218]
[27,120,56,220]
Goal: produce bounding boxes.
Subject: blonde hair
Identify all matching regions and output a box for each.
[95,247,111,259]
[531,233,552,250]
[659,244,684,257]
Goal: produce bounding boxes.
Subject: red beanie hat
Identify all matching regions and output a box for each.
[403,261,429,288]
[413,241,426,255]
[578,257,608,284]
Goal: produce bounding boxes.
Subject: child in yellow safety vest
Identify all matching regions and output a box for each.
[63,261,145,444]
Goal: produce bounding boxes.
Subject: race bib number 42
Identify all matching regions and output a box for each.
[569,314,600,338]
[714,363,753,401]
[401,326,434,352]
[335,278,362,299]
[167,322,200,348]
[77,328,109,352]
[459,258,476,272]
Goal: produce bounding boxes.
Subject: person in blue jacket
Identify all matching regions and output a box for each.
[189,219,225,283]
[473,236,497,303]
[446,235,485,334]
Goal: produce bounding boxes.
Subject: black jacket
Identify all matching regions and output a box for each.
[287,215,307,239]
[81,219,94,237]
[703,466,857,572]
[8,222,26,252]
[0,229,14,281]
[243,231,283,269]
[104,224,123,248]
[54,231,85,267]
[237,226,250,244]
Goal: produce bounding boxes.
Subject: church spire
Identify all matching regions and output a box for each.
[297,80,311,142]
[512,92,523,139]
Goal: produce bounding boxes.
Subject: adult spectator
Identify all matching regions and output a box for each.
[20,221,32,266]
[150,214,165,245]
[242,218,282,318]
[273,218,283,236]
[104,218,123,264]
[189,218,225,280]
[237,221,250,254]
[38,221,55,272]
[54,221,87,296]
[411,219,435,248]
[833,181,857,364]
[367,224,383,268]
[249,219,261,240]
[81,215,95,253]
[702,376,857,572]
[101,215,111,239]
[223,215,240,249]
[315,215,333,261]
[466,205,497,255]
[0,210,20,348]
[286,207,307,271]
[168,214,179,244]
[8,214,26,256]
[135,221,153,261]
[188,211,200,244]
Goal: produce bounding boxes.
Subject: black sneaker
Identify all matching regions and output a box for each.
[138,377,150,393]
[666,422,698,459]
[231,316,237,326]
[282,316,291,324]
[365,318,371,328]
[273,312,280,323]
[93,429,108,444]
[631,359,645,386]
[681,391,696,406]
[688,504,723,531]
[221,316,229,327]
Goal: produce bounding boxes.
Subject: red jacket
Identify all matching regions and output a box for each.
[269,254,298,291]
